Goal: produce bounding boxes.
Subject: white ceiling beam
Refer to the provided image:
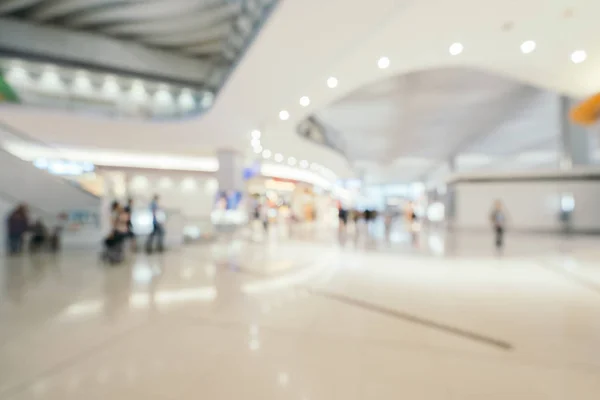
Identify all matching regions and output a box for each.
[29,0,127,22]
[182,40,224,56]
[103,3,240,36]
[139,24,232,47]
[0,0,43,15]
[0,17,212,85]
[63,0,222,27]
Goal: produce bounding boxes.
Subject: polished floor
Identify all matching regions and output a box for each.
[1,226,599,399]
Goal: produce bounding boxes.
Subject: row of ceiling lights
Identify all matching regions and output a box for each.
[445,40,587,62]
[276,40,589,122]
[249,129,334,176]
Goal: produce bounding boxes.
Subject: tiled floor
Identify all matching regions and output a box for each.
[1,226,599,399]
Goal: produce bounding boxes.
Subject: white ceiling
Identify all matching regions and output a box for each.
[1,0,600,181]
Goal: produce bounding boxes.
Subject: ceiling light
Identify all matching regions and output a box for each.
[253,146,263,154]
[299,160,309,168]
[571,50,587,64]
[449,42,463,56]
[299,96,310,107]
[520,40,536,54]
[251,138,261,147]
[377,56,390,69]
[327,77,338,88]
[251,129,261,139]
[288,157,297,166]
[279,110,290,120]
[274,153,283,162]
[262,149,272,159]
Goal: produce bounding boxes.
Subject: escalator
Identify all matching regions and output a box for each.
[0,147,100,216]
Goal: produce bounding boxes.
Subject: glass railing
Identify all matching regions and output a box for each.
[0,58,213,119]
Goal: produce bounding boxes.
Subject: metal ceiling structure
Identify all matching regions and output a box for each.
[0,0,277,89]
[306,68,564,183]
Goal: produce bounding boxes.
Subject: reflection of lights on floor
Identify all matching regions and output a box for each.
[205,264,216,277]
[277,372,289,387]
[249,338,260,351]
[181,268,194,279]
[427,235,445,256]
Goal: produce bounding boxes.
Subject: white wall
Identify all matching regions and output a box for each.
[454,179,600,233]
[105,170,218,220]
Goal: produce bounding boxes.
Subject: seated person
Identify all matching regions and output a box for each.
[29,218,47,252]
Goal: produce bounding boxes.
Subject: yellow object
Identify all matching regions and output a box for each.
[570,93,600,126]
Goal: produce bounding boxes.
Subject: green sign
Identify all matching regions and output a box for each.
[0,72,19,103]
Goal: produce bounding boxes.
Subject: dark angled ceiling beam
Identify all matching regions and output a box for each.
[0,0,44,14]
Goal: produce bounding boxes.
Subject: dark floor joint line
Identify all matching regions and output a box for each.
[538,261,600,296]
[306,288,513,351]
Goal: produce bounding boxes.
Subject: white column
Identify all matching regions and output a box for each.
[216,149,244,192]
[559,96,592,169]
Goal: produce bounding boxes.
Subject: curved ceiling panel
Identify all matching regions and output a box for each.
[182,40,225,56]
[29,0,126,21]
[139,24,232,47]
[102,3,240,36]
[63,0,222,27]
[308,68,561,181]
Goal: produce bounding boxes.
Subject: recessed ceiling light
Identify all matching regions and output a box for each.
[449,42,464,56]
[251,138,260,147]
[288,157,297,166]
[274,153,283,162]
[299,160,309,168]
[571,50,587,64]
[377,56,390,69]
[299,96,310,107]
[327,77,338,88]
[279,110,290,120]
[520,40,536,54]
[262,149,271,159]
[251,129,261,139]
[253,146,263,154]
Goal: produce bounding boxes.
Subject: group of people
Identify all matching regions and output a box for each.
[103,195,164,264]
[6,203,62,255]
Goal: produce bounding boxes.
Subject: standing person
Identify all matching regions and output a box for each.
[123,198,136,252]
[7,204,29,255]
[146,195,164,254]
[338,206,348,232]
[406,201,419,246]
[490,200,507,253]
[103,201,129,264]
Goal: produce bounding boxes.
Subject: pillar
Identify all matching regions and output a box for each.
[559,96,592,169]
[216,149,244,192]
[445,157,457,223]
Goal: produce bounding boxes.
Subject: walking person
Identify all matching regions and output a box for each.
[7,204,29,255]
[490,200,507,254]
[146,195,164,254]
